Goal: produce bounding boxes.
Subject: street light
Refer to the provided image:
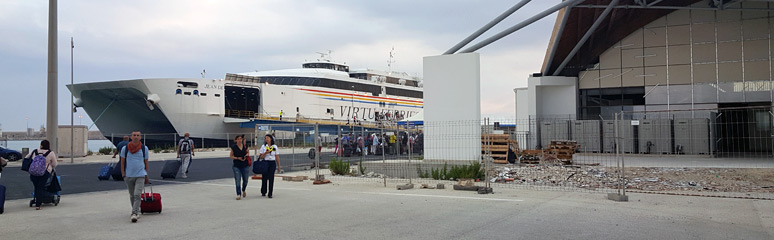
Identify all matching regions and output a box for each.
[78,115,82,125]
[351,85,355,128]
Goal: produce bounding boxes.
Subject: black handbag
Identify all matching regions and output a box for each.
[46,171,62,193]
[21,150,37,172]
[252,158,267,174]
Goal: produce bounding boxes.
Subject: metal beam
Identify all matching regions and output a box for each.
[459,0,583,54]
[543,5,574,74]
[574,4,774,11]
[647,0,665,7]
[444,0,532,55]
[552,0,620,76]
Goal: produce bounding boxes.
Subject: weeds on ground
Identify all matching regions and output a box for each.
[329,157,350,175]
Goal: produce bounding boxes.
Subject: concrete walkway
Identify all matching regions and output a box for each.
[0,177,772,239]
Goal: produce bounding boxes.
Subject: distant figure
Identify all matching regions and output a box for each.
[177,132,195,179]
[371,134,380,155]
[112,136,130,158]
[279,110,284,121]
[357,134,365,155]
[120,131,149,222]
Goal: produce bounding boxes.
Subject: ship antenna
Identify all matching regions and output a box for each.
[387,47,395,75]
[201,69,206,78]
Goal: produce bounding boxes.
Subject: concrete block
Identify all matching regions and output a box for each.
[437,184,445,189]
[397,184,415,190]
[453,185,479,191]
[477,187,494,194]
[607,193,629,202]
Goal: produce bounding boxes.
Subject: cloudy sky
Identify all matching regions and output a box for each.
[0,0,559,131]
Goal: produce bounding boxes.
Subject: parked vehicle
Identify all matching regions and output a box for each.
[0,147,22,161]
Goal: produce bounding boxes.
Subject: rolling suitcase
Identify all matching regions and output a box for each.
[0,184,6,214]
[140,184,162,214]
[160,160,181,179]
[110,161,124,181]
[98,163,113,180]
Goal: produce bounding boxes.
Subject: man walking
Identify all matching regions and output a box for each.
[112,136,130,158]
[120,131,149,223]
[177,132,195,179]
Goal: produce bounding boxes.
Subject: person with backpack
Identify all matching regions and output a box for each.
[177,132,195,179]
[25,139,57,210]
[120,131,149,223]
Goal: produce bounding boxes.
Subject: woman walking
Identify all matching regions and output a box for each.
[230,135,250,200]
[27,140,57,210]
[259,134,281,198]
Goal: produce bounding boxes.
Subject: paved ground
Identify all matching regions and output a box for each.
[0,151,392,200]
[0,176,772,239]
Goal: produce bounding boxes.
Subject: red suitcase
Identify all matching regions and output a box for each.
[140,185,162,214]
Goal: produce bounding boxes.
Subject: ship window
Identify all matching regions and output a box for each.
[288,78,299,85]
[200,93,207,96]
[177,81,198,88]
[184,92,192,95]
[176,89,182,95]
[214,94,221,97]
[193,90,199,95]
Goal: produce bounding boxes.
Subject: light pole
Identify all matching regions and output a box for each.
[351,85,355,129]
[25,116,29,137]
[70,37,74,163]
[79,115,82,125]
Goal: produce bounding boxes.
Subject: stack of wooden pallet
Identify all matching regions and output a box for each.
[546,140,578,164]
[520,150,543,164]
[481,134,517,164]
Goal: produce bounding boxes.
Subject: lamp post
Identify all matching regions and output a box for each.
[351,85,355,129]
[78,115,82,125]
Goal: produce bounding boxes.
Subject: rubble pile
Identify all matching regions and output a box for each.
[490,166,774,193]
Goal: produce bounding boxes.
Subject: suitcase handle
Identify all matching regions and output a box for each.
[143,183,155,201]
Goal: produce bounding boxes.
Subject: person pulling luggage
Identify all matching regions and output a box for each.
[120,131,149,223]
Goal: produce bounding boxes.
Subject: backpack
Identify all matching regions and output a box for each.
[180,140,192,154]
[29,150,51,177]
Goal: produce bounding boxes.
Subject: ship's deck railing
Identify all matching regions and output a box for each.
[250,112,405,130]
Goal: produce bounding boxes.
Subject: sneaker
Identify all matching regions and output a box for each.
[131,214,138,223]
[242,192,246,198]
[236,195,241,200]
[182,174,188,179]
[268,195,273,199]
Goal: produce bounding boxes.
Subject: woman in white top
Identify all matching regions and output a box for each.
[259,134,281,198]
[26,140,58,210]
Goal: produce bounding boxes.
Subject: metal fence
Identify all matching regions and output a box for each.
[99,108,774,200]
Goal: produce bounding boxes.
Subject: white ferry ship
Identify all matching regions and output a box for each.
[67,57,423,147]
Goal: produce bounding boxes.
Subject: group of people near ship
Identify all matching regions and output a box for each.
[333,131,423,157]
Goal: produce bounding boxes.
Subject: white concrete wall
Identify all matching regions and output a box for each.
[423,53,481,161]
[527,76,577,117]
[57,125,88,157]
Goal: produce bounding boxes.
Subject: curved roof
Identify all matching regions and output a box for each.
[542,0,704,76]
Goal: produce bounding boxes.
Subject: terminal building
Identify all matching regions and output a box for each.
[514,0,774,155]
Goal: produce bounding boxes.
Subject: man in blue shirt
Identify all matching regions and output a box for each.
[112,135,130,158]
[120,131,149,223]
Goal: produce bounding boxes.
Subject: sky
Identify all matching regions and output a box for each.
[0,0,560,132]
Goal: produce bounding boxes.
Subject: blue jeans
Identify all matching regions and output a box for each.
[232,166,250,195]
